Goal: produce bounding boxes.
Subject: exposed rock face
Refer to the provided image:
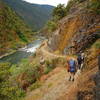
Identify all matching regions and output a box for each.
[48,1,100,54]
[48,29,61,51]
[47,1,100,99]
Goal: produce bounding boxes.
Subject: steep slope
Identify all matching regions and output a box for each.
[48,0,100,54]
[29,0,99,99]
[0,1,34,56]
[3,0,54,30]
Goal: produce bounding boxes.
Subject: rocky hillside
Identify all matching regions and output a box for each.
[15,0,100,99]
[3,0,54,30]
[0,1,34,56]
[48,0,100,54]
[44,0,100,99]
[0,0,99,100]
[35,0,100,99]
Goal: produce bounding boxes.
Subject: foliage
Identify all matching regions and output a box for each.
[42,4,66,35]
[0,1,34,55]
[65,0,83,14]
[44,66,53,74]
[0,58,43,100]
[0,56,66,100]
[28,81,42,91]
[52,4,66,20]
[43,58,63,74]
[46,20,57,32]
[43,2,74,35]
[0,63,10,81]
[92,39,100,49]
[87,0,100,14]
[16,30,28,42]
[0,62,25,100]
[10,58,41,84]
[65,0,75,13]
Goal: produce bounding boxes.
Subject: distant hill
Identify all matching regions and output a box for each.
[3,0,54,30]
[0,1,34,56]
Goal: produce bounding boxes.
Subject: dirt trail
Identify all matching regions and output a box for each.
[25,67,73,100]
[25,42,98,100]
[39,41,67,59]
[25,66,97,100]
[57,67,98,100]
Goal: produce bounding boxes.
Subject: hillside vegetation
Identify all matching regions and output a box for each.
[0,0,100,100]
[4,0,54,30]
[47,0,100,54]
[0,1,34,56]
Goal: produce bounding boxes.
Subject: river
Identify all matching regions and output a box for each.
[0,38,44,64]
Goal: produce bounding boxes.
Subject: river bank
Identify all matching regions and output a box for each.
[0,37,45,64]
[0,50,16,59]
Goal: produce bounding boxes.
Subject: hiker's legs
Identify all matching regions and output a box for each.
[78,64,81,70]
[71,72,75,81]
[69,72,75,81]
[80,63,84,70]
[68,72,71,81]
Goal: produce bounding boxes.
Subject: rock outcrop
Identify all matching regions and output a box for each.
[48,0,100,54]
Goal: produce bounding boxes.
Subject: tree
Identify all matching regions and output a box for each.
[52,4,66,20]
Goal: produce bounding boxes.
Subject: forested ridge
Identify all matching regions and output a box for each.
[4,0,54,30]
[0,1,34,56]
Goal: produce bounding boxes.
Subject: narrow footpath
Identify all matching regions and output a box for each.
[25,41,98,100]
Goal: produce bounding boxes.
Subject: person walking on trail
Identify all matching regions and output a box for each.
[77,52,85,70]
[67,58,78,81]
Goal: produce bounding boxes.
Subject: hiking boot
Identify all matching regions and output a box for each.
[72,78,74,82]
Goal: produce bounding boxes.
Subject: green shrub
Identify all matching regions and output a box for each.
[0,82,25,100]
[10,58,41,84]
[53,4,66,20]
[88,0,100,14]
[0,62,10,81]
[16,30,28,43]
[28,81,42,91]
[44,66,53,74]
[93,40,100,49]
[46,20,57,32]
[65,0,83,14]
[44,58,64,74]
[65,0,75,13]
[0,62,25,100]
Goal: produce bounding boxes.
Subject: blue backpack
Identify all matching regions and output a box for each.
[69,59,76,72]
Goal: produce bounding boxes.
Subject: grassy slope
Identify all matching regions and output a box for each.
[0,1,34,56]
[4,0,54,30]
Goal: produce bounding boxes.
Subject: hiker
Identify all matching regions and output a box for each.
[77,52,85,70]
[67,58,78,81]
